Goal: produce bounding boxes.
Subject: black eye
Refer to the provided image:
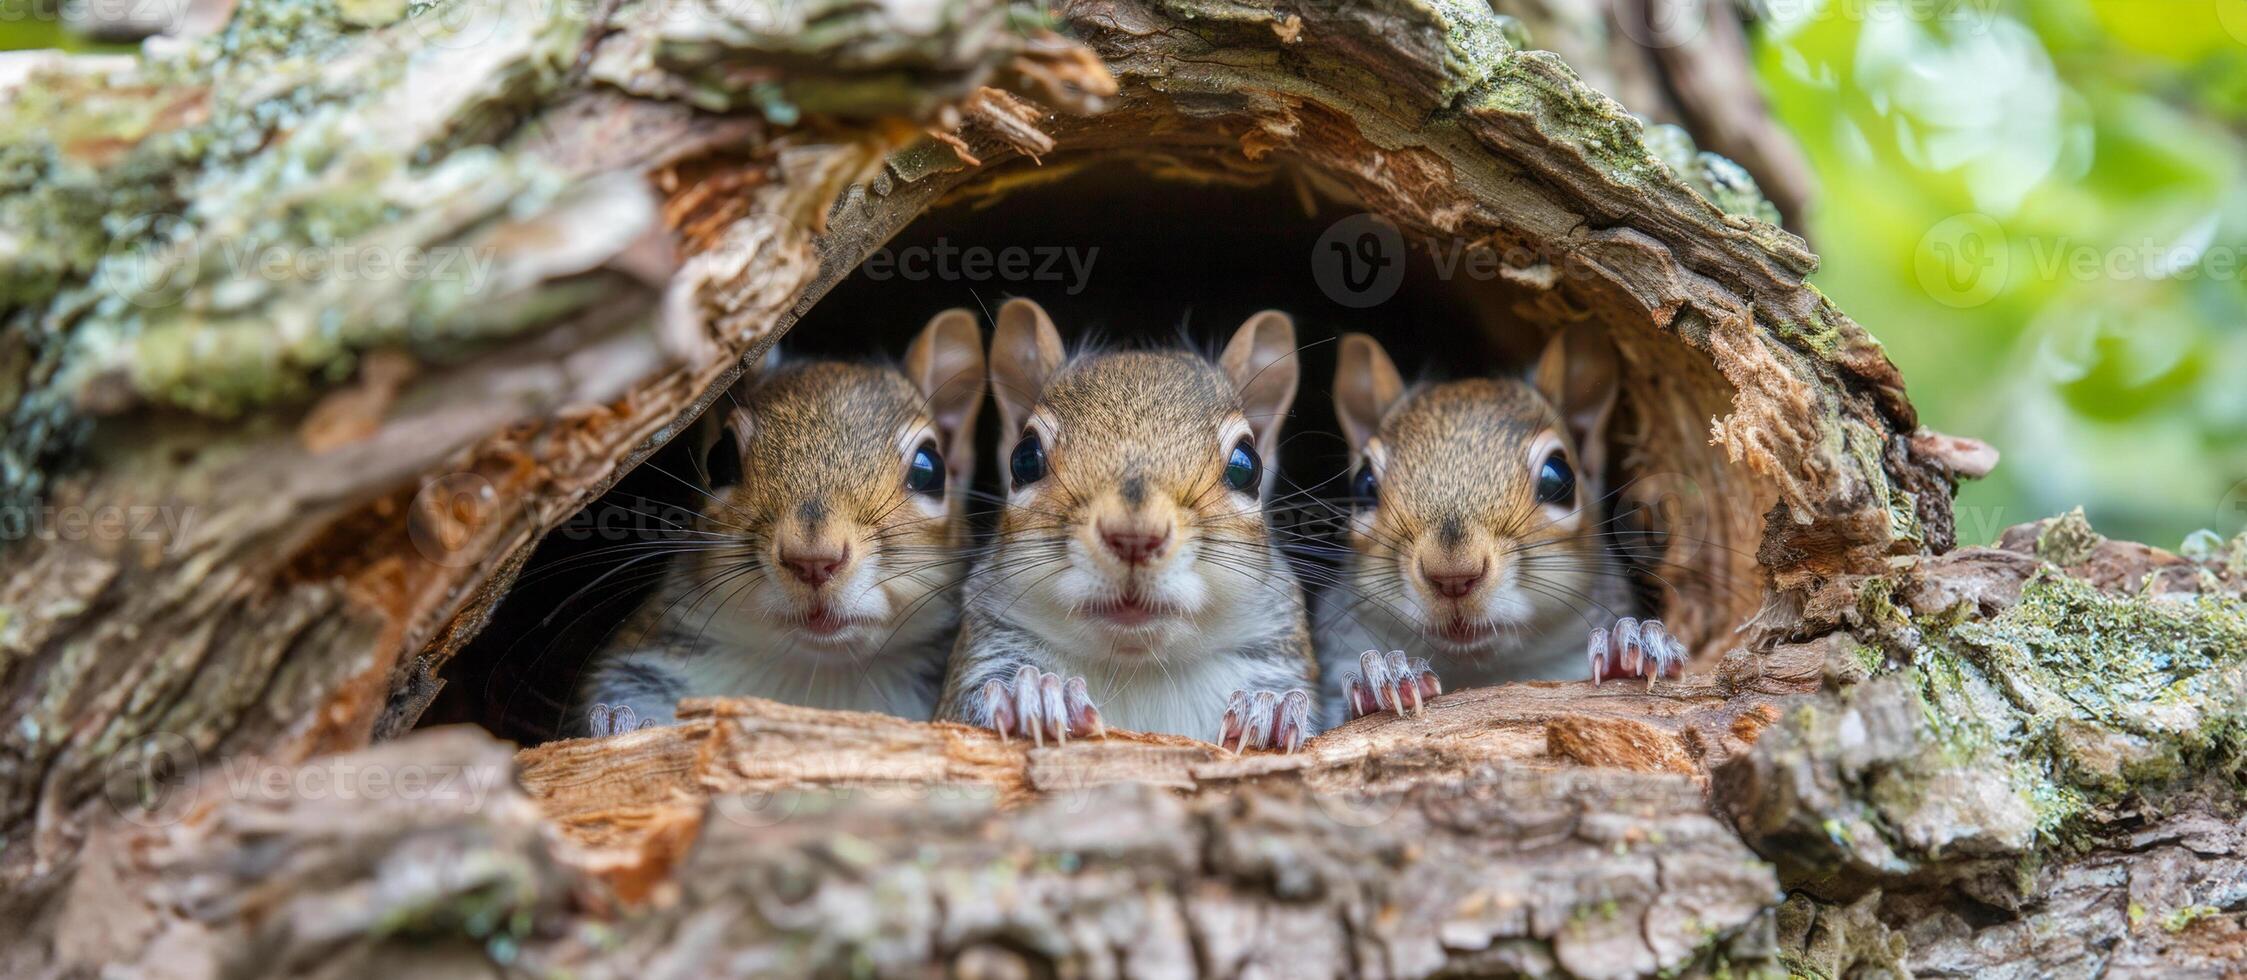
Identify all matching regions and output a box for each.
[705,424,743,488]
[1352,466,1378,506]
[1535,452,1575,506]
[906,440,944,496]
[1223,439,1261,493]
[1010,430,1047,488]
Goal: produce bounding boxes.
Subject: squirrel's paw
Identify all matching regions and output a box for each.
[981,665,1105,747]
[1587,617,1686,685]
[586,703,658,738]
[1341,649,1442,719]
[1217,688,1315,754]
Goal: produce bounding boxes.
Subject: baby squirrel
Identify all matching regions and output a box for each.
[575,311,986,735]
[1316,325,1684,725]
[934,298,1319,751]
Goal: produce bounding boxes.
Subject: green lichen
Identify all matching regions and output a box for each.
[1470,52,1662,187]
[2160,904,2223,933]
[1,0,601,509]
[1418,0,1520,105]
[1639,120,1782,226]
[1772,300,1850,360]
[2034,506,2104,565]
[1904,564,2247,845]
[1746,513,2247,898]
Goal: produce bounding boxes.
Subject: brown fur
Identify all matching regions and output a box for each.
[995,350,1267,549]
[1318,326,1630,715]
[578,312,984,731]
[936,300,1314,742]
[719,361,970,554]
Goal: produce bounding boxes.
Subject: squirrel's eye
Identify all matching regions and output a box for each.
[1353,466,1379,506]
[705,424,743,489]
[1224,439,1261,493]
[906,440,944,496]
[1010,430,1047,488]
[1535,451,1575,507]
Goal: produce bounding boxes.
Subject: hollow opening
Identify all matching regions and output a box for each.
[426,156,1768,745]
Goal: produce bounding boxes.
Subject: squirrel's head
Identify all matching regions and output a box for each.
[983,297,1299,655]
[1332,325,1618,656]
[694,310,984,654]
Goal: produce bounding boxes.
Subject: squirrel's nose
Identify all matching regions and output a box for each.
[1098,521,1173,566]
[1422,558,1488,599]
[780,544,850,587]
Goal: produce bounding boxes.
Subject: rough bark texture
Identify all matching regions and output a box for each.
[2,0,2243,976]
[44,690,1799,978]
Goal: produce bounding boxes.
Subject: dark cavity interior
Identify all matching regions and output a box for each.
[426,160,1692,744]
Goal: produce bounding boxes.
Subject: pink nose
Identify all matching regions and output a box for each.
[1099,523,1172,565]
[780,546,849,587]
[1423,561,1487,599]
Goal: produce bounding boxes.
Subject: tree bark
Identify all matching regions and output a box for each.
[2,0,2242,976]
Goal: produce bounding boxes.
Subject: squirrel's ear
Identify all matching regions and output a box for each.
[990,298,1064,438]
[1532,324,1619,478]
[1333,332,1404,455]
[905,309,986,471]
[1220,310,1299,461]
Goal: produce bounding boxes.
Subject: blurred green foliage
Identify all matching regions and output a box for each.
[0,9,127,53]
[1751,0,2247,547]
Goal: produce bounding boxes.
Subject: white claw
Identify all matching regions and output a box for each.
[1066,676,1106,739]
[1253,690,1280,749]
[1644,620,1679,679]
[981,679,1012,743]
[1382,651,1409,717]
[1615,617,1642,675]
[1041,674,1069,746]
[1410,657,1439,699]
